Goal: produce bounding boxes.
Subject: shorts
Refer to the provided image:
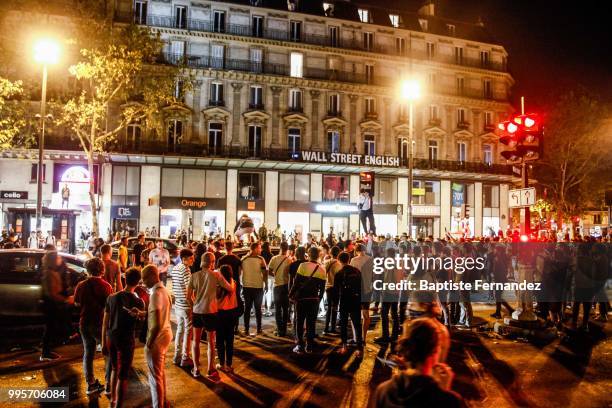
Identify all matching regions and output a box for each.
[109,339,135,380]
[193,312,218,331]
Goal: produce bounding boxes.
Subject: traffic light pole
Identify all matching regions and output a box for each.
[522,161,530,235]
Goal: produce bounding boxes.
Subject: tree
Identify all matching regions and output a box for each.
[58,21,178,236]
[0,77,26,149]
[534,91,612,227]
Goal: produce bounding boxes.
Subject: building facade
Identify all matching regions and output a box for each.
[1,0,518,245]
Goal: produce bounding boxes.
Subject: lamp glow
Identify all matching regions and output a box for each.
[400,79,421,101]
[34,39,60,65]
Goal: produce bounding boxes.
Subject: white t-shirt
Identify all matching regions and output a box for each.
[147,282,173,346]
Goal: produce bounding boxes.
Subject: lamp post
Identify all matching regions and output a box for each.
[33,39,60,231]
[400,79,421,239]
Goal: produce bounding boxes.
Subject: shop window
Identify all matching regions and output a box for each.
[327,131,340,153]
[483,185,499,208]
[208,122,223,155]
[161,168,183,197]
[413,180,440,205]
[183,169,206,198]
[279,173,309,201]
[239,172,264,200]
[160,168,225,198]
[288,128,301,154]
[206,170,226,198]
[374,178,397,205]
[323,175,349,202]
[112,166,140,206]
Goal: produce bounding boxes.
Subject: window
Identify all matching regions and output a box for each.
[290,20,302,42]
[457,108,467,124]
[374,178,397,204]
[210,82,224,105]
[483,79,492,99]
[418,18,428,31]
[289,89,303,111]
[126,122,142,150]
[287,0,297,11]
[327,131,340,153]
[134,1,147,25]
[328,93,340,116]
[250,48,263,73]
[483,144,493,165]
[249,85,263,109]
[395,37,406,55]
[213,10,225,32]
[456,76,465,95]
[454,46,464,64]
[428,140,438,161]
[365,97,376,116]
[389,14,400,28]
[358,9,369,23]
[447,24,456,36]
[248,125,262,157]
[323,175,349,202]
[480,50,490,67]
[413,180,440,205]
[288,128,301,154]
[174,79,184,100]
[290,52,303,78]
[323,3,334,17]
[239,172,264,200]
[457,142,467,161]
[483,185,500,208]
[484,111,493,129]
[208,123,223,155]
[211,44,224,69]
[252,15,264,37]
[329,26,339,47]
[30,163,46,183]
[364,134,375,156]
[594,214,602,224]
[112,166,140,206]
[174,5,187,29]
[429,105,439,122]
[170,40,186,61]
[365,64,374,84]
[279,173,309,201]
[363,32,374,51]
[167,119,183,150]
[426,42,435,59]
[395,139,407,162]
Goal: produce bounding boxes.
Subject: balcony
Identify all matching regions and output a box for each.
[131,14,507,73]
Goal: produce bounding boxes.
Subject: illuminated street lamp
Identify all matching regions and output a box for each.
[33,38,60,231]
[400,79,421,239]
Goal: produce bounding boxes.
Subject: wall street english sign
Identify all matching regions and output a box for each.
[299,151,400,167]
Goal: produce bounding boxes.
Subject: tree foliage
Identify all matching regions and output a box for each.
[534,91,612,220]
[0,77,27,149]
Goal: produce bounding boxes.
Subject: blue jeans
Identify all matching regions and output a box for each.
[80,324,111,385]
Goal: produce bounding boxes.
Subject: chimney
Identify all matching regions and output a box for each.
[418,1,435,17]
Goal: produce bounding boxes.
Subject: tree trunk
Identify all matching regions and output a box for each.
[87,151,99,237]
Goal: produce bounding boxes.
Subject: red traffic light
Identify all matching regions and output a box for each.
[498,120,519,134]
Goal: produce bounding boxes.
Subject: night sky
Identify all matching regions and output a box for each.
[438,0,612,108]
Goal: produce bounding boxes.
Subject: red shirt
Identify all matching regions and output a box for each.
[74,277,113,327]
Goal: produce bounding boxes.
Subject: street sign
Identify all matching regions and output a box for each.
[509,187,536,208]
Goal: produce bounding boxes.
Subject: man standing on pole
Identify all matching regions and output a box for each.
[358,189,376,236]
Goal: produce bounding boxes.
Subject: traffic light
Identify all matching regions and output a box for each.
[498,113,543,164]
[460,204,470,218]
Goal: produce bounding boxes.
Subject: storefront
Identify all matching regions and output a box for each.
[159,168,226,239]
[482,184,501,236]
[110,205,140,237]
[450,181,475,237]
[278,173,310,242]
[411,180,441,238]
[372,177,399,236]
[6,207,79,252]
[111,166,140,237]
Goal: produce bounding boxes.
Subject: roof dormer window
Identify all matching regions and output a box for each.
[389,14,399,28]
[323,2,334,17]
[447,24,456,36]
[418,18,428,31]
[287,0,298,11]
[358,8,369,23]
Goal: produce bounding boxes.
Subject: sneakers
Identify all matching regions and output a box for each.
[207,369,220,382]
[86,379,105,395]
[39,352,61,361]
[293,345,304,354]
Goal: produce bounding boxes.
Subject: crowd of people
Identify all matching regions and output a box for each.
[1,224,610,408]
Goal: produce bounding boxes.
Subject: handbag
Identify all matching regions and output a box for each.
[289,264,321,303]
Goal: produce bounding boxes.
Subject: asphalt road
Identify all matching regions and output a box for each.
[0,305,610,408]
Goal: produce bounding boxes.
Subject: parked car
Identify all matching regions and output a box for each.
[0,249,87,323]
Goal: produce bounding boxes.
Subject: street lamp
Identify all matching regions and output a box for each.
[400,79,421,239]
[33,38,60,231]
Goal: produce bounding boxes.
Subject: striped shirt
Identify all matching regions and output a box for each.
[171,263,191,310]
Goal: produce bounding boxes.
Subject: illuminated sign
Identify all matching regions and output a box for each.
[300,151,400,167]
[315,204,359,213]
[111,205,140,219]
[1,191,28,200]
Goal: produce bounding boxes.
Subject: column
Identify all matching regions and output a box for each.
[444,105,454,159]
[140,165,161,231]
[349,174,360,203]
[270,86,282,148]
[440,179,451,234]
[474,182,483,236]
[265,171,278,229]
[230,82,243,146]
[226,169,238,235]
[398,177,409,235]
[310,90,321,150]
[500,183,509,231]
[191,80,203,143]
[348,94,358,153]
[472,109,481,160]
[384,97,392,155]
